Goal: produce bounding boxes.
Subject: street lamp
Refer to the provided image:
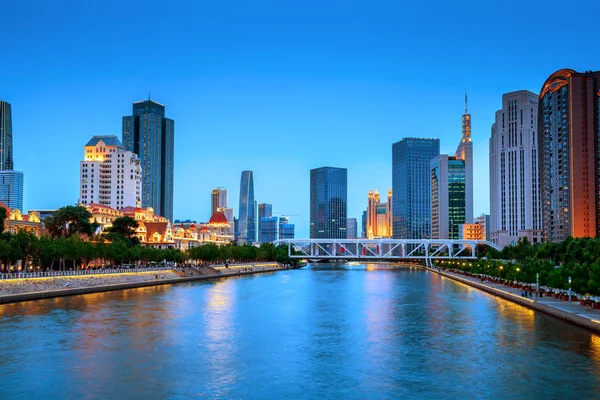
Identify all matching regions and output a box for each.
[536,272,539,297]
[568,276,572,303]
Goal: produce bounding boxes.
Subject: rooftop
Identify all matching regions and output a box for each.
[85,135,123,148]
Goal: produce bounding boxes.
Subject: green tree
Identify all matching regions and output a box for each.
[0,206,7,234]
[45,206,99,238]
[103,216,140,246]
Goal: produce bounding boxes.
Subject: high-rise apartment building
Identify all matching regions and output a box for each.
[211,188,228,215]
[538,69,600,242]
[238,170,256,243]
[122,99,174,221]
[0,101,14,170]
[490,90,542,247]
[217,207,235,236]
[392,138,440,239]
[258,203,273,243]
[366,189,392,238]
[79,136,142,210]
[347,218,358,239]
[361,210,367,238]
[310,167,347,239]
[459,214,490,241]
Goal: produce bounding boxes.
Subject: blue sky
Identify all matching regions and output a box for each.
[3,0,600,237]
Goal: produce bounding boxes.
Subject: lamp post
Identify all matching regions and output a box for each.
[536,272,539,297]
[568,276,572,303]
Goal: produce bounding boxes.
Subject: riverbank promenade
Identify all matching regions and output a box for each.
[430,267,600,333]
[0,262,285,304]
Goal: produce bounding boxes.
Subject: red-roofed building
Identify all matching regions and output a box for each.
[0,201,43,237]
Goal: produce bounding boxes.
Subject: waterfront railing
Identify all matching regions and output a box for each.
[0,266,169,280]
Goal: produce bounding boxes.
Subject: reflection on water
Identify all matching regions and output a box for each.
[0,265,599,399]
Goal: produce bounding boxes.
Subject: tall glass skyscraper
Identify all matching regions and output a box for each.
[238,170,256,243]
[0,101,14,171]
[431,155,466,239]
[122,99,174,221]
[310,167,347,239]
[211,188,228,215]
[392,138,440,239]
[0,171,23,211]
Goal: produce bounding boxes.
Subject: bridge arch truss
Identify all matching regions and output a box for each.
[271,238,501,266]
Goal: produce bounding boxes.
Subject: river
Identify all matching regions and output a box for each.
[1,263,599,399]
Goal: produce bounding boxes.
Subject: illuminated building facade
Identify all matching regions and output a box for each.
[238,170,256,243]
[0,201,42,237]
[79,136,142,210]
[490,90,542,247]
[122,99,174,222]
[538,69,600,242]
[366,189,392,238]
[392,138,440,239]
[459,214,489,241]
[310,166,347,239]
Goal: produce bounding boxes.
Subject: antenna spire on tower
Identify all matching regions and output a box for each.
[148,92,151,101]
[465,91,468,114]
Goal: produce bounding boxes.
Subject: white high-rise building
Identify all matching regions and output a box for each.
[489,90,542,248]
[80,135,142,210]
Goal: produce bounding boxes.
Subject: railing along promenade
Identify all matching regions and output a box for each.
[0,266,169,281]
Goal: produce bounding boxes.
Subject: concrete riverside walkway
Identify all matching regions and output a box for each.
[427,267,600,334]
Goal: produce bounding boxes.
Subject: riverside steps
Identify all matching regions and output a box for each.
[427,267,600,334]
[0,262,286,304]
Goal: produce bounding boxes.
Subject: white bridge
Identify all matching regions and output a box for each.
[272,238,501,266]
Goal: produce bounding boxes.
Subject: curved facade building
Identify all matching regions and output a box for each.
[538,69,600,242]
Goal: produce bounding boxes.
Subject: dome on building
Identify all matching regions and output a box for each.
[209,211,229,225]
[200,226,210,233]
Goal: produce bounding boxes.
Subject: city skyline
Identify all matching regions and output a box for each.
[3,1,600,237]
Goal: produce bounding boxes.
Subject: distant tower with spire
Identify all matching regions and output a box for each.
[455,92,473,223]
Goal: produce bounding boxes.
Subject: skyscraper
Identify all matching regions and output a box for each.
[211,188,228,215]
[310,167,347,239]
[538,69,600,242]
[279,216,295,240]
[0,101,14,170]
[122,99,174,221]
[79,136,142,210]
[260,216,278,243]
[392,138,440,239]
[0,100,23,211]
[0,171,23,211]
[258,203,273,243]
[361,210,367,238]
[430,99,473,239]
[490,90,542,247]
[347,218,358,239]
[238,170,256,243]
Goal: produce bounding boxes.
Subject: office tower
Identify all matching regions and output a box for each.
[79,136,142,210]
[347,218,358,239]
[259,216,278,243]
[279,216,295,239]
[310,167,347,239]
[490,90,542,247]
[258,203,273,243]
[0,171,23,211]
[0,100,23,210]
[0,101,14,170]
[538,69,600,242]
[431,98,473,239]
[361,210,367,238]
[238,170,256,243]
[392,138,440,239]
[122,98,174,221]
[211,188,228,215]
[366,188,393,238]
[431,155,466,239]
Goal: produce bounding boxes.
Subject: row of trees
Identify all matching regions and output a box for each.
[0,205,297,272]
[441,237,600,296]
